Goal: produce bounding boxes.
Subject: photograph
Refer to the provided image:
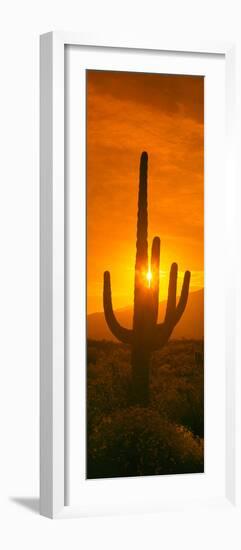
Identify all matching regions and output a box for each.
[86,69,204,479]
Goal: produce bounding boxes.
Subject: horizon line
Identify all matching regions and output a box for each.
[87,286,204,316]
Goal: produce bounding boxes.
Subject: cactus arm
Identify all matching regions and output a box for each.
[103,271,132,344]
[151,321,173,351]
[175,270,191,322]
[152,268,191,350]
[151,236,160,323]
[165,262,178,323]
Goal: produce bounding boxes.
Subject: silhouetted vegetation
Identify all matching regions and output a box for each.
[103,152,190,406]
[87,339,204,479]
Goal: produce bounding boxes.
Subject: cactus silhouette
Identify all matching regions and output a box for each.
[103,152,191,405]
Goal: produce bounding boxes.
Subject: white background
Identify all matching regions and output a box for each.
[1,1,241,549]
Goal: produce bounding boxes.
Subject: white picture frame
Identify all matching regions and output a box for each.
[40,31,239,519]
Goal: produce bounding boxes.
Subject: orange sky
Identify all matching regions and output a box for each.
[87,70,204,314]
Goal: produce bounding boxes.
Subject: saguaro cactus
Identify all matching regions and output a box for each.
[103,152,191,405]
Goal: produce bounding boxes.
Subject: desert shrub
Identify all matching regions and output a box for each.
[87,340,204,477]
[87,350,132,430]
[151,342,204,437]
[88,407,204,479]
[87,346,99,365]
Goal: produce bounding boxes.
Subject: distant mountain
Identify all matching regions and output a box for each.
[87,288,204,341]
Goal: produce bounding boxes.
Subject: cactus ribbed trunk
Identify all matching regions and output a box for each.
[132,152,152,405]
[103,151,191,408]
[131,347,150,406]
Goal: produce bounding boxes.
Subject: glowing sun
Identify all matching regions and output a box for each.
[146,270,152,287]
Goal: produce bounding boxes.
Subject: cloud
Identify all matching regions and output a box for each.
[87,70,204,313]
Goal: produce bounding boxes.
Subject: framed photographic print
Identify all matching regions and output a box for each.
[40,32,240,518]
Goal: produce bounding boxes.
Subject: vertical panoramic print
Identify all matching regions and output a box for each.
[86,70,204,479]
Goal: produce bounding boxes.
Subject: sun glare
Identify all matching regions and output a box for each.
[146,270,152,288]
